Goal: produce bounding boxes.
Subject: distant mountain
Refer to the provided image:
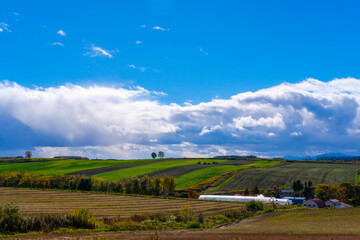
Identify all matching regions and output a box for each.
[283,153,357,161]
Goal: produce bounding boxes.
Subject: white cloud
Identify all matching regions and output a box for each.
[136,40,143,44]
[232,113,285,130]
[0,23,11,32]
[140,25,146,28]
[199,125,221,136]
[84,45,113,58]
[199,47,209,55]
[1,78,360,158]
[49,42,64,47]
[57,30,66,36]
[153,26,167,31]
[128,65,146,72]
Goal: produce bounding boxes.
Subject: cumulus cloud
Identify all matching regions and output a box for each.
[232,113,285,130]
[136,40,143,44]
[57,30,66,36]
[84,45,113,58]
[0,22,11,32]
[1,78,360,158]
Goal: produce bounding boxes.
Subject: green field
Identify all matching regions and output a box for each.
[93,159,223,181]
[175,160,279,189]
[0,159,157,176]
[220,161,360,191]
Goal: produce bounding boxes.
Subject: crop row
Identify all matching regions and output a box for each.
[0,188,243,218]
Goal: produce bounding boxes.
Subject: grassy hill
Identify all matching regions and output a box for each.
[2,157,359,193]
[219,161,360,191]
[0,159,158,175]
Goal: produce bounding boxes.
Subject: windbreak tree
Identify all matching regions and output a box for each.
[25,151,32,158]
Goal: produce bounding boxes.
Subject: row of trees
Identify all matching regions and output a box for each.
[0,172,176,196]
[261,180,360,206]
[151,151,165,159]
[314,182,360,205]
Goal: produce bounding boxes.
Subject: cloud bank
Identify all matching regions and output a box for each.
[1,78,360,158]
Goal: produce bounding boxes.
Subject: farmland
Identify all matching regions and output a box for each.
[223,207,360,234]
[0,188,244,219]
[220,161,360,191]
[0,159,158,176]
[93,159,226,181]
[175,160,280,189]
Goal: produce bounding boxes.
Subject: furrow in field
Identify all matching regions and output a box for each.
[0,188,243,219]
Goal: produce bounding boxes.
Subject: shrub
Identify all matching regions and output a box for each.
[264,208,275,213]
[246,200,264,212]
[67,208,96,229]
[0,203,24,234]
[178,205,195,223]
[186,221,201,228]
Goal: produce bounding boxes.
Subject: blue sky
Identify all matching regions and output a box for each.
[1,1,360,158]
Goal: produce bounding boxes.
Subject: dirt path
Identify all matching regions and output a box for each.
[9,230,360,240]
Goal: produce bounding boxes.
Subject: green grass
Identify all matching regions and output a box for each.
[175,160,280,189]
[220,161,360,191]
[93,159,221,181]
[0,159,157,176]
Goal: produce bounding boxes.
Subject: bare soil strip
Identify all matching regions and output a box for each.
[8,231,360,240]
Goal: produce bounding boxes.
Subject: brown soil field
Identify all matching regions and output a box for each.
[0,188,243,219]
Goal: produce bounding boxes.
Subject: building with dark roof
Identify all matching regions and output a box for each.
[325,199,352,208]
[302,198,326,208]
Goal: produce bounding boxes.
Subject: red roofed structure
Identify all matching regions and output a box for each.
[302,198,326,208]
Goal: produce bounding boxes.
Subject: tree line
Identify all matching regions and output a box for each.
[252,180,360,206]
[0,172,176,196]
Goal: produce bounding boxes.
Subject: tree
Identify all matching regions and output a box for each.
[158,151,165,158]
[162,176,176,194]
[244,188,249,196]
[25,151,32,158]
[303,181,314,199]
[254,186,260,195]
[292,180,304,196]
[315,184,330,201]
[151,152,157,159]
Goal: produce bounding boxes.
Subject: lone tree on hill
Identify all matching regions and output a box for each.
[158,151,165,158]
[25,151,32,158]
[151,152,157,159]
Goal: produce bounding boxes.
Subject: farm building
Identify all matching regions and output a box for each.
[198,195,292,205]
[283,197,305,205]
[325,199,352,208]
[279,189,295,197]
[302,198,326,208]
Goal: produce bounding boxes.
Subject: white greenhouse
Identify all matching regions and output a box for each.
[198,194,292,205]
